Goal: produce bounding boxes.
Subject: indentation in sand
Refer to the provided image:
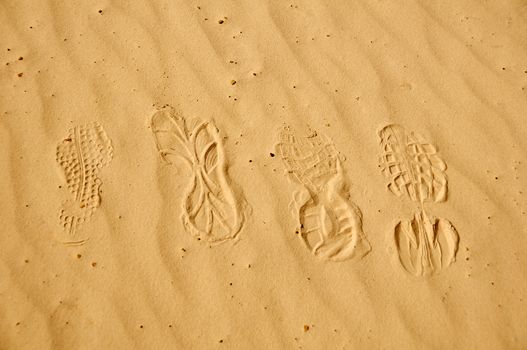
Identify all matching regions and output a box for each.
[276,126,371,262]
[150,106,247,244]
[56,122,113,245]
[378,124,459,276]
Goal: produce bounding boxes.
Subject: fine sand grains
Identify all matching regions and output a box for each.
[1,1,527,349]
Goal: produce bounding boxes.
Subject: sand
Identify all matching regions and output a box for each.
[1,0,527,349]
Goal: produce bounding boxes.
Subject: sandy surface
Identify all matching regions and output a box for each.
[1,0,527,349]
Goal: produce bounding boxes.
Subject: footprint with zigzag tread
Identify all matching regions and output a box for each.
[378,124,459,276]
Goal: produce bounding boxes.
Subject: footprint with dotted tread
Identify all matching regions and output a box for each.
[56,122,113,244]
